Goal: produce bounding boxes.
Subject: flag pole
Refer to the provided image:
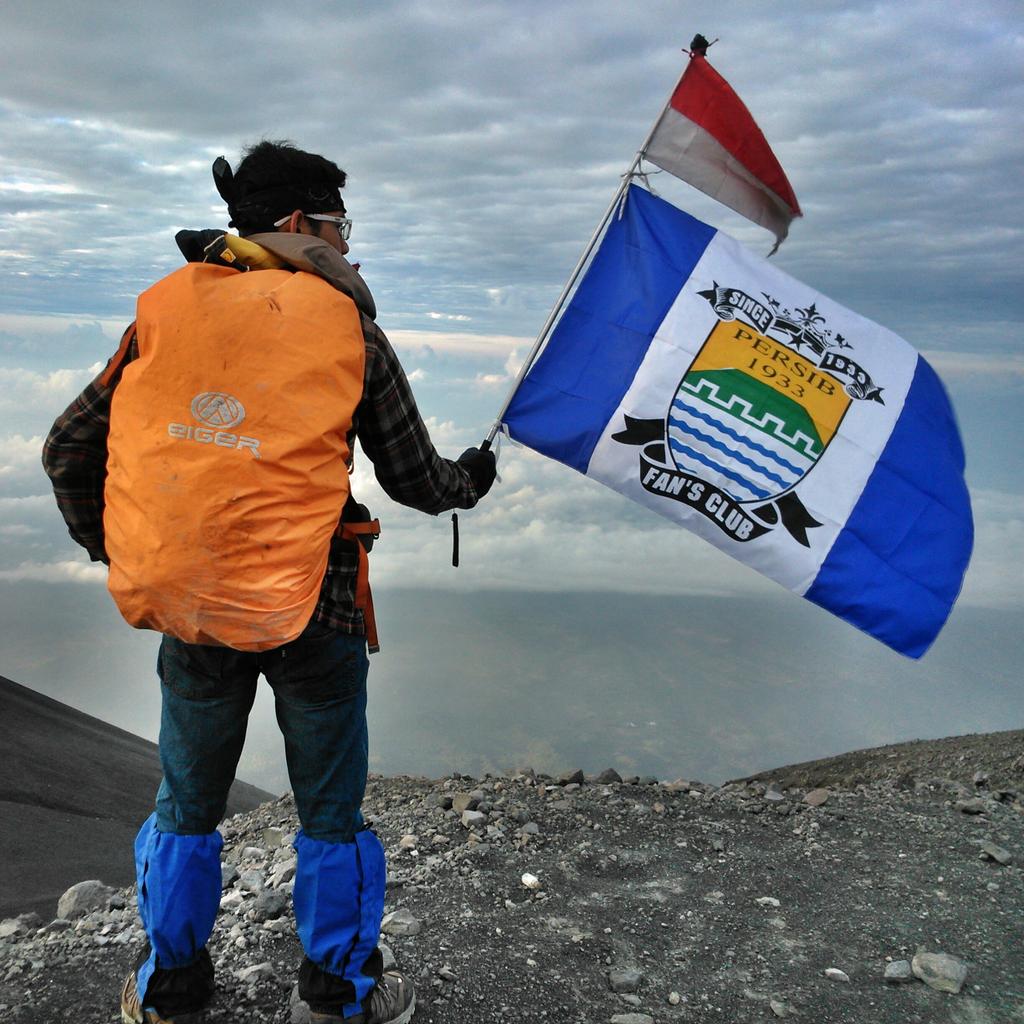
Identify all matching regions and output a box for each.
[482,53,693,450]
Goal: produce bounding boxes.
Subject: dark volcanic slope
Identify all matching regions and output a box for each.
[736,728,1024,791]
[0,675,273,919]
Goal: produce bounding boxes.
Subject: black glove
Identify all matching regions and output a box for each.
[457,447,497,499]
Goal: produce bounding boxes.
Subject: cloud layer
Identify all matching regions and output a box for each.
[1,1,1020,342]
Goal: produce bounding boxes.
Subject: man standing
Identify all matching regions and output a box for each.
[43,140,496,1024]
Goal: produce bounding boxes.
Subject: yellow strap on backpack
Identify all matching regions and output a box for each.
[221,234,290,271]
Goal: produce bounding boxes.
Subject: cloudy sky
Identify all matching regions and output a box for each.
[2,1,1021,789]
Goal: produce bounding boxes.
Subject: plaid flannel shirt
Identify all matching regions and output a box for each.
[42,311,479,637]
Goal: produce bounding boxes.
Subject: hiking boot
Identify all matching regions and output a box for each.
[310,969,415,1024]
[120,971,205,1024]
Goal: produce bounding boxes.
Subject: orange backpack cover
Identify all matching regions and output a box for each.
[104,262,365,650]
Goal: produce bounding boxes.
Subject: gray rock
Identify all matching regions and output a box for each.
[270,858,297,887]
[261,827,286,849]
[823,967,850,982]
[884,959,914,983]
[912,952,968,993]
[559,768,585,786]
[381,908,422,936]
[434,793,454,810]
[289,982,311,1024]
[221,863,239,890]
[610,1014,654,1024]
[452,793,478,813]
[220,890,245,912]
[804,788,830,807]
[2,917,40,937]
[978,841,1012,865]
[770,998,792,1018]
[955,798,988,815]
[236,961,276,983]
[596,768,623,784]
[250,889,288,923]
[608,967,644,993]
[0,913,41,940]
[57,881,115,921]
[238,869,266,893]
[461,810,488,829]
[379,942,396,970]
[764,783,786,803]
[973,770,989,786]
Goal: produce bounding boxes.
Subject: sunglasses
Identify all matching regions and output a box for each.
[273,213,352,241]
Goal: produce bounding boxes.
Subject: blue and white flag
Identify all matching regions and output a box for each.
[503,185,972,658]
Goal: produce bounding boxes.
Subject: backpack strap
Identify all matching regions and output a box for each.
[338,519,382,653]
[98,321,137,388]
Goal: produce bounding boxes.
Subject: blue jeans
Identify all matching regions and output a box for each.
[156,619,369,842]
[134,621,384,1016]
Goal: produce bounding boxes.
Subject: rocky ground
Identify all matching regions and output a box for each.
[1,730,1021,1024]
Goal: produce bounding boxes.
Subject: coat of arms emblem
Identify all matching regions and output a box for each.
[614,284,884,546]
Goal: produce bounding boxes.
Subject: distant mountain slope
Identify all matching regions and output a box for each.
[736,728,1024,791]
[0,675,274,919]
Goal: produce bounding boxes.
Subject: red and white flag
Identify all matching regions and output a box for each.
[644,51,801,250]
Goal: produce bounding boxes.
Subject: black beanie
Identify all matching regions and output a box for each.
[212,156,345,229]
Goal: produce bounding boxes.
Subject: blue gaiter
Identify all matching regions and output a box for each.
[134,813,223,1006]
[294,827,386,1015]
